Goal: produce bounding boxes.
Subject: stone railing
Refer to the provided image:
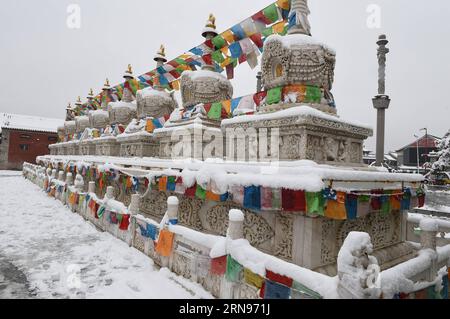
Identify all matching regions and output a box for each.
[407,211,450,247]
[22,162,450,299]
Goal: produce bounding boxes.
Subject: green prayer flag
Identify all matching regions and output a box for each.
[168,176,176,184]
[175,58,187,65]
[263,3,279,23]
[208,102,223,120]
[212,35,227,49]
[262,27,274,38]
[292,281,322,299]
[196,184,206,200]
[359,195,371,203]
[381,195,391,215]
[212,51,225,64]
[97,206,106,218]
[305,86,322,103]
[226,255,242,282]
[266,87,282,105]
[306,192,325,216]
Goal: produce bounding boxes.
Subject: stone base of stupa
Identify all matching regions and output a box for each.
[154,116,223,160]
[222,105,373,166]
[79,140,96,156]
[93,137,120,157]
[117,133,159,158]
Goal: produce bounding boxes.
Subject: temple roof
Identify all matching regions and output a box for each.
[0,113,63,134]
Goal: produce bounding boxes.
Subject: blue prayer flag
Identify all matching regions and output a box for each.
[231,24,246,40]
[229,42,243,59]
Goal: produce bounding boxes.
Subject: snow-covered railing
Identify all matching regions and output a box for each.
[22,162,450,299]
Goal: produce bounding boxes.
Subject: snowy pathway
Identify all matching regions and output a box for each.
[0,171,212,299]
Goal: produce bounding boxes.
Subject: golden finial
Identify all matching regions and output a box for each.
[67,102,72,109]
[105,78,110,86]
[127,64,133,74]
[76,96,82,104]
[157,45,166,57]
[205,13,216,29]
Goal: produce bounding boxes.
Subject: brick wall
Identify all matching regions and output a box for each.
[0,128,57,170]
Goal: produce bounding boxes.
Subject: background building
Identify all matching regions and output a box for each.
[0,113,63,170]
[396,134,441,173]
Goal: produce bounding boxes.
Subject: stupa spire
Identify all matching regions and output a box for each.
[288,0,311,36]
[87,88,94,101]
[154,44,168,68]
[201,13,219,72]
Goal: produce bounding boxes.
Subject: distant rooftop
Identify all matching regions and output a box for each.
[0,113,63,134]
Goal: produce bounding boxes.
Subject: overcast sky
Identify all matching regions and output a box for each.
[0,0,449,151]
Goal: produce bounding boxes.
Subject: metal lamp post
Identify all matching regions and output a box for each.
[373,35,391,167]
[414,134,420,174]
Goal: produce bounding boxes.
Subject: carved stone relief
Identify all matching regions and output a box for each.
[275,213,293,260]
[205,203,275,247]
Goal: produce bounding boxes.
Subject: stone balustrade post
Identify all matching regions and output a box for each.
[74,174,84,192]
[65,173,73,186]
[88,181,96,194]
[220,209,245,300]
[167,196,179,225]
[128,194,140,247]
[106,186,115,200]
[227,209,244,240]
[420,219,438,251]
[129,194,140,216]
[58,171,65,181]
[419,219,439,282]
[51,169,57,180]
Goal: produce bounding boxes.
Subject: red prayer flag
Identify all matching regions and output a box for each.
[239,54,248,64]
[266,269,293,287]
[204,39,214,49]
[282,189,306,212]
[250,33,264,48]
[253,91,267,106]
[119,214,130,231]
[185,184,197,198]
[252,11,273,25]
[226,64,234,80]
[211,256,227,275]
[202,54,213,66]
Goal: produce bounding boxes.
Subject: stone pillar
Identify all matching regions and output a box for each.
[129,194,140,216]
[74,174,84,192]
[105,186,115,200]
[65,173,73,186]
[88,181,96,193]
[58,171,65,181]
[128,194,141,247]
[167,196,179,225]
[373,35,391,167]
[51,169,57,180]
[420,219,438,251]
[419,219,439,282]
[227,209,244,240]
[256,71,263,93]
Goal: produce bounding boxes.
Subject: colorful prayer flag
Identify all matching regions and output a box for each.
[155,229,175,257]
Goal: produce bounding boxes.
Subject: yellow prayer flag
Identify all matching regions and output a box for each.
[244,268,264,289]
[221,47,229,55]
[221,30,235,43]
[277,0,290,10]
[171,80,180,91]
[146,119,155,133]
[273,21,286,34]
[222,100,231,114]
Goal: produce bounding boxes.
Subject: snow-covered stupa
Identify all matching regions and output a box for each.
[30,0,449,300]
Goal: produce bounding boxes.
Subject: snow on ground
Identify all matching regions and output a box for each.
[0,170,212,299]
